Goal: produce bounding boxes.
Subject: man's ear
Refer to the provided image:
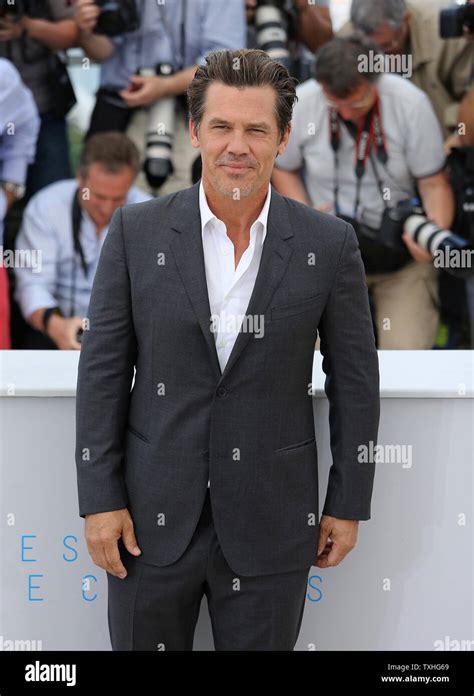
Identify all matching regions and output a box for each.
[189,119,200,148]
[277,123,292,156]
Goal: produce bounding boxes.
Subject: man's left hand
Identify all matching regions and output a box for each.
[402,232,433,262]
[315,515,359,568]
[119,75,170,108]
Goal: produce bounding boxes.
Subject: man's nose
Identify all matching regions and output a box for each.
[226,129,250,155]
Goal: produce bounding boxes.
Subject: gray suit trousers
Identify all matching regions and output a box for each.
[107,489,311,651]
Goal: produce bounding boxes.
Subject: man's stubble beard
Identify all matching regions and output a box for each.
[209,166,260,200]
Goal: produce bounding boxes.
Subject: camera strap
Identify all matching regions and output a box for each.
[329,92,388,218]
[69,188,89,318]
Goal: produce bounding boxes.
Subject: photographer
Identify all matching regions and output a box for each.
[13,133,150,350]
[0,0,79,198]
[75,0,246,195]
[341,0,473,141]
[0,58,39,349]
[272,36,455,350]
[246,0,333,83]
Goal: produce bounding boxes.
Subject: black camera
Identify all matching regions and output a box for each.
[337,212,411,274]
[379,198,473,278]
[339,196,473,276]
[440,1,474,38]
[93,0,139,37]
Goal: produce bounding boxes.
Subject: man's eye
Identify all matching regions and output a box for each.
[250,128,264,133]
[214,125,228,129]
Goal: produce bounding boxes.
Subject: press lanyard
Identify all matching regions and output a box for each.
[69,189,90,318]
[329,93,388,219]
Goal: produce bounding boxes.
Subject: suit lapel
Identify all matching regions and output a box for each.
[167,180,294,384]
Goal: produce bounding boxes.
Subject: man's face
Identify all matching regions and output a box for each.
[77,163,135,229]
[190,82,291,200]
[368,14,410,54]
[322,80,377,123]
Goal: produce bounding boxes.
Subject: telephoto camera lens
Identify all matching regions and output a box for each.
[142,64,175,191]
[255,0,291,71]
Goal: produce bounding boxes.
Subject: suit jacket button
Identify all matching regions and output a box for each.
[217,386,227,398]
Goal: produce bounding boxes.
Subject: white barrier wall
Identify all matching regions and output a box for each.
[0,350,472,651]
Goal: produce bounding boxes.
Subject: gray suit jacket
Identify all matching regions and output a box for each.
[75,180,380,577]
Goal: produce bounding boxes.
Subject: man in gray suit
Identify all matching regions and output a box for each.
[75,48,380,651]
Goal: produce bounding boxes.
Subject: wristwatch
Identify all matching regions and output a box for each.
[0,181,26,202]
[43,306,63,334]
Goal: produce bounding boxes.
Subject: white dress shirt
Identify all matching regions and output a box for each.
[199,179,272,487]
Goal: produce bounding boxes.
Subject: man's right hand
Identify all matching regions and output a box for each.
[47,314,84,350]
[85,508,142,579]
[75,0,101,35]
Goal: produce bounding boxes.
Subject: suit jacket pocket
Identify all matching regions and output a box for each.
[126,424,150,444]
[275,436,316,454]
[270,293,325,321]
[124,426,150,481]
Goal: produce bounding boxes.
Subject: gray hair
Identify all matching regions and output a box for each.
[314,36,382,98]
[351,0,407,35]
[187,49,298,140]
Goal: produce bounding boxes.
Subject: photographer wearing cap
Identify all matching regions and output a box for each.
[272,36,455,349]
